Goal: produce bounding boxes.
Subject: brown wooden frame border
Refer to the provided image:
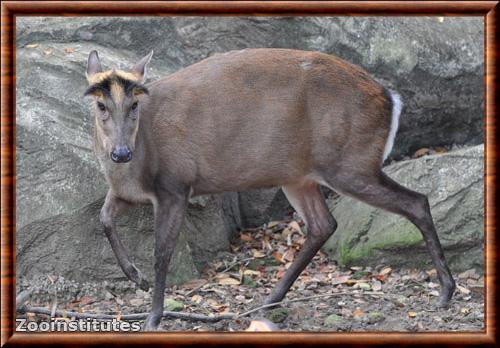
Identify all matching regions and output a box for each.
[1,1,498,347]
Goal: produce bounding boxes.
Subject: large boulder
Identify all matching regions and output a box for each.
[16,17,484,159]
[238,189,292,228]
[322,145,484,272]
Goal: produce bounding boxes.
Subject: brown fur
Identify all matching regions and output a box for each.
[133,49,391,195]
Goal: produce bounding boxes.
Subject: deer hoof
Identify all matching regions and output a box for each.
[436,279,456,308]
[127,265,150,291]
[436,293,453,308]
[142,313,161,331]
[137,277,150,292]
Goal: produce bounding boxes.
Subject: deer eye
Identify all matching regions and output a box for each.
[131,102,138,110]
[97,102,106,112]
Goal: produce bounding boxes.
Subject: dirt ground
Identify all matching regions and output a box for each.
[17,220,484,332]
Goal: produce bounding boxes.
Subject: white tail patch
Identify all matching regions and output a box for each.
[382,90,402,162]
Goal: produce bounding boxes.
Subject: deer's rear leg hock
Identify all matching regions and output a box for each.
[327,171,456,307]
[264,182,337,305]
[100,191,150,291]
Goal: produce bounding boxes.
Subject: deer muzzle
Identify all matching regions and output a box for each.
[110,146,132,163]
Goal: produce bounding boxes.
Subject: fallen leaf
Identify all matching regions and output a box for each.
[183,278,207,289]
[330,276,351,285]
[281,227,294,238]
[352,309,365,318]
[275,267,286,279]
[191,294,202,304]
[282,248,296,262]
[217,277,240,285]
[209,302,229,312]
[43,48,53,56]
[458,269,479,280]
[79,296,95,305]
[358,282,371,290]
[272,251,285,264]
[293,236,306,247]
[262,235,273,251]
[267,221,281,229]
[346,279,358,286]
[426,269,437,277]
[26,43,39,48]
[379,267,392,276]
[64,47,75,54]
[240,233,254,242]
[252,249,266,258]
[243,269,261,276]
[246,319,278,331]
[414,148,430,157]
[288,221,303,234]
[408,311,417,318]
[457,285,471,295]
[460,307,470,314]
[129,298,143,306]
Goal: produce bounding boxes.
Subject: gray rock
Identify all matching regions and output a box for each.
[322,145,484,272]
[238,189,291,228]
[16,17,484,159]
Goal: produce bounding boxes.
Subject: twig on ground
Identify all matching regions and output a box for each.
[220,257,254,274]
[17,306,234,323]
[17,290,387,323]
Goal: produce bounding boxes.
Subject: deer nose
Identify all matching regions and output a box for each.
[110,146,132,163]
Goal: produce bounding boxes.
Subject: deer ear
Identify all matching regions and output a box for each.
[131,50,153,83]
[86,50,103,81]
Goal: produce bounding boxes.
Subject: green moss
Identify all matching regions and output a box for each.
[338,217,423,266]
[164,298,184,312]
[324,314,342,327]
[265,308,289,323]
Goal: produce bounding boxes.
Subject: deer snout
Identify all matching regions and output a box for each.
[110,146,132,163]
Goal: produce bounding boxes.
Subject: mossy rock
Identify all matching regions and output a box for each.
[322,145,484,272]
[324,314,343,327]
[265,308,289,323]
[164,298,184,312]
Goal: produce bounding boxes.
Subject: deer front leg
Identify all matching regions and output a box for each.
[100,190,149,291]
[143,189,188,331]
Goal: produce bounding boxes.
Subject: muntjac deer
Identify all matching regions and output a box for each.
[84,48,455,330]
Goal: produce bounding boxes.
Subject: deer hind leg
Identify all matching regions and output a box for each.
[264,181,337,305]
[100,190,149,291]
[325,170,456,307]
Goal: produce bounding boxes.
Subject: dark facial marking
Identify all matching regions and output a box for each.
[84,74,149,97]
